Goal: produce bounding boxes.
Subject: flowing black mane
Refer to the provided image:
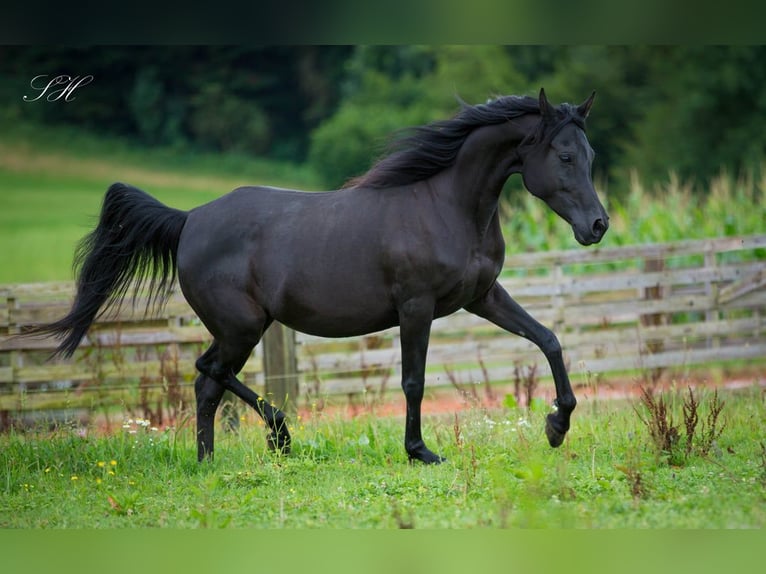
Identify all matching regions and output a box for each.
[347,95,586,190]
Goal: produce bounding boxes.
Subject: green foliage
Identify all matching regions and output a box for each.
[618,46,766,187]
[308,46,526,188]
[0,46,352,162]
[127,66,186,147]
[308,102,416,188]
[189,83,271,154]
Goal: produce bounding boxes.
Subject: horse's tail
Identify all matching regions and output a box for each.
[32,182,188,358]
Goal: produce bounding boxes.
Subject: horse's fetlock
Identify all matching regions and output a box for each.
[555,395,577,413]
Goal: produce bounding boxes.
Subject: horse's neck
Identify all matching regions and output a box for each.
[442,115,537,231]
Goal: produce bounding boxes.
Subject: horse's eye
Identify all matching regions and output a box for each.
[559,153,573,163]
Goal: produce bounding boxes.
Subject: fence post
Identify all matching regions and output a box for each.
[704,245,721,350]
[641,250,666,383]
[262,322,299,414]
[1,289,18,429]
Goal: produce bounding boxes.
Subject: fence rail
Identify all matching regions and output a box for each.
[1,234,764,422]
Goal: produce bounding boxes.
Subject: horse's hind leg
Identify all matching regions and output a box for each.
[195,373,225,461]
[193,311,291,460]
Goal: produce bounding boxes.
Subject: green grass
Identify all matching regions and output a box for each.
[2,385,764,528]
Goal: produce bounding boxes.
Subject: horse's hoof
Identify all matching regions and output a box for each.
[267,429,292,455]
[407,445,446,464]
[545,413,567,448]
[409,454,446,465]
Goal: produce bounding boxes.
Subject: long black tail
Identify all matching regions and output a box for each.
[34,183,188,358]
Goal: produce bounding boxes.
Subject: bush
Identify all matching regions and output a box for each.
[308,105,420,189]
[189,83,271,155]
[307,46,527,189]
[127,67,187,147]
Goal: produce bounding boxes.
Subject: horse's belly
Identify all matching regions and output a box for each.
[271,286,399,339]
[279,307,399,339]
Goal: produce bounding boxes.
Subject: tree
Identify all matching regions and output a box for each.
[308,45,526,188]
[1,46,351,162]
[618,46,766,188]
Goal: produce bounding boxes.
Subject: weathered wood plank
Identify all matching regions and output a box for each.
[0,326,212,351]
[0,385,194,411]
[0,356,261,386]
[718,269,766,304]
[499,262,764,297]
[299,318,766,384]
[304,341,766,397]
[503,234,766,268]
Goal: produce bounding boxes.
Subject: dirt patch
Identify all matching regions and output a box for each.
[296,370,766,422]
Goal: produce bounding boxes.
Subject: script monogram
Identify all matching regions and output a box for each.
[23,74,94,102]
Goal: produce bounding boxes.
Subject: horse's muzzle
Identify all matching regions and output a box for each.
[574,216,609,245]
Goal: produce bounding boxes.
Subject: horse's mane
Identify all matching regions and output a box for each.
[346,95,584,190]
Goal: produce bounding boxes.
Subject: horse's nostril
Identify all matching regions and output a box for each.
[592,218,607,237]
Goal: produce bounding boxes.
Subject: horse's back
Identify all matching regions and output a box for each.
[176,185,398,333]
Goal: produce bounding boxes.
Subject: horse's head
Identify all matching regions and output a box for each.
[520,89,608,246]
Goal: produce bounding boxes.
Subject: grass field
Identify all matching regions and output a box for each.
[1,385,764,528]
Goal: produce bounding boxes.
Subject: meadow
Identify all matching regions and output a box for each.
[1,385,764,528]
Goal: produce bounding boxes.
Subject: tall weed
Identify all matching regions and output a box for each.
[635,386,727,465]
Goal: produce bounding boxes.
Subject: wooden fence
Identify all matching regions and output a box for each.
[1,234,764,424]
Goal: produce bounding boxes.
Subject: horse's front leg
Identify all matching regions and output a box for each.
[398,297,445,464]
[465,283,576,447]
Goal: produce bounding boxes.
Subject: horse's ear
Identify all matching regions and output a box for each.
[577,91,596,119]
[538,88,557,124]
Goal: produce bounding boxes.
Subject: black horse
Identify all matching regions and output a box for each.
[33,89,608,464]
